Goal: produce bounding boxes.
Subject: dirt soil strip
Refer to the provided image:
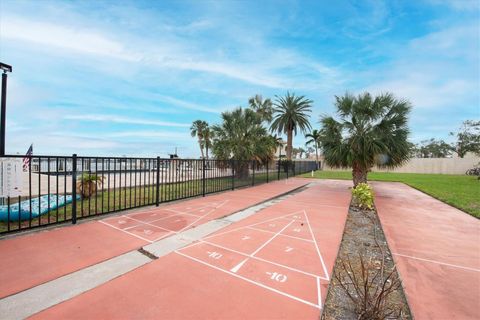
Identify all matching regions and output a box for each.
[373,181,480,320]
[30,181,351,320]
[0,179,307,299]
[321,192,412,319]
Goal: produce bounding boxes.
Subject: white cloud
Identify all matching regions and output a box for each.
[64,114,190,127]
[1,16,140,61]
[107,130,190,139]
[426,0,479,11]
[0,15,342,90]
[152,94,223,114]
[363,21,479,110]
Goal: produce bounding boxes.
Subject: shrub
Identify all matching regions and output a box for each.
[76,174,105,198]
[352,183,374,210]
[334,254,403,320]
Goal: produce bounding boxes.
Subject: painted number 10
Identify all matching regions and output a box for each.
[266,272,287,283]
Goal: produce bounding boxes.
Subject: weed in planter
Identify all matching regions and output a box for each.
[334,254,403,320]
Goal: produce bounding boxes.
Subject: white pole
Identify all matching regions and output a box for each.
[311,170,314,177]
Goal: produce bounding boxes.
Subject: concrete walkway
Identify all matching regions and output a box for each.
[373,182,480,320]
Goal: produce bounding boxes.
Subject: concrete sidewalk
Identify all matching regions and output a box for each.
[373,182,480,320]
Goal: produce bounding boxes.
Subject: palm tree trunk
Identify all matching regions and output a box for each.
[286,129,293,160]
[198,138,204,159]
[315,143,319,170]
[352,162,367,187]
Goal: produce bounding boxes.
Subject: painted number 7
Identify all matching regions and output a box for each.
[266,272,287,283]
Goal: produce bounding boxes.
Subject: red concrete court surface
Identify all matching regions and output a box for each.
[32,182,351,319]
[373,182,480,320]
[0,179,306,299]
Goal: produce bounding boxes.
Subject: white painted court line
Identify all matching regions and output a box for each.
[246,226,314,243]
[203,210,305,240]
[200,240,328,280]
[125,207,202,218]
[105,200,229,242]
[316,277,322,309]
[303,210,330,281]
[230,258,248,273]
[166,200,224,215]
[392,253,480,272]
[129,212,201,231]
[177,200,229,233]
[175,250,321,310]
[98,220,154,243]
[229,221,293,274]
[164,208,205,217]
[124,215,182,232]
[106,216,173,234]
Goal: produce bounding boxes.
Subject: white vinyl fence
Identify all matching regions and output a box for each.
[323,155,479,175]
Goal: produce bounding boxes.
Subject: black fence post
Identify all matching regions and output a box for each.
[202,158,206,197]
[231,160,235,190]
[155,156,160,206]
[286,161,289,179]
[252,160,255,186]
[71,154,77,224]
[277,159,280,180]
[266,161,269,183]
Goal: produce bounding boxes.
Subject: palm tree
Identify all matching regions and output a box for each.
[190,120,208,159]
[270,92,313,161]
[306,146,315,159]
[298,147,305,159]
[248,94,273,123]
[305,129,321,170]
[201,126,214,160]
[319,92,411,187]
[212,107,275,177]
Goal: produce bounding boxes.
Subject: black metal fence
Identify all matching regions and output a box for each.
[0,155,317,235]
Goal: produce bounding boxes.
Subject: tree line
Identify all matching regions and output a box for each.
[411,120,480,158]
[190,92,479,186]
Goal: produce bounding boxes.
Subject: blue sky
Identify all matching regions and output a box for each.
[0,0,478,157]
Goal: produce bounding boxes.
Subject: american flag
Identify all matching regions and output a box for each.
[23,144,33,172]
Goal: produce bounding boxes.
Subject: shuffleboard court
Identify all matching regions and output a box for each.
[32,182,350,319]
[373,182,480,320]
[97,179,308,243]
[0,179,307,299]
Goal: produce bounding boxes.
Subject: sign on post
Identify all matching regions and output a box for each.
[0,158,23,197]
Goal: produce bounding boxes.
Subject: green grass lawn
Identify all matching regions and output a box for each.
[301,170,480,218]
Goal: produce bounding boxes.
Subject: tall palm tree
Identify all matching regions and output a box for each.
[212,107,275,177]
[319,92,411,187]
[270,92,313,161]
[305,129,321,170]
[190,120,208,159]
[248,94,273,123]
[201,126,214,160]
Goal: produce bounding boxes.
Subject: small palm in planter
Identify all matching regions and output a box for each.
[76,174,105,198]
